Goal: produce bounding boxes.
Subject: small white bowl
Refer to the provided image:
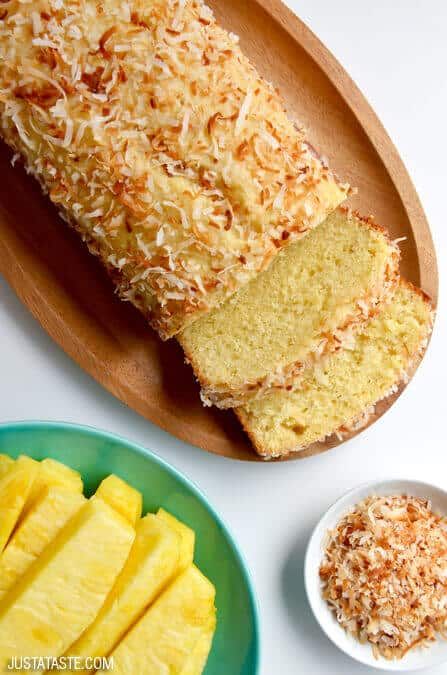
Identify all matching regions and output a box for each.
[304,479,447,671]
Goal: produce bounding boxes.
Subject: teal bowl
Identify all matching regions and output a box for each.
[0,421,260,675]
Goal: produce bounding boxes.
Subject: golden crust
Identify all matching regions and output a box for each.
[0,0,348,338]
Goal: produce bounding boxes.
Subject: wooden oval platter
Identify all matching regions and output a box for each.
[0,0,438,462]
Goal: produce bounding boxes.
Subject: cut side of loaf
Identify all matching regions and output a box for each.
[179,209,400,408]
[237,281,434,459]
[0,0,348,339]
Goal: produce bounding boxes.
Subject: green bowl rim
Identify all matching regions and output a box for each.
[0,419,261,674]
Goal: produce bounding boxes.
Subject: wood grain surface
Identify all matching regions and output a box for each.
[0,0,438,461]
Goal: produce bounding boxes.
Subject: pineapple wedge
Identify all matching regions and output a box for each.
[26,458,83,507]
[96,475,142,526]
[0,498,134,665]
[0,455,14,479]
[181,627,215,675]
[0,487,86,599]
[69,513,181,668]
[0,455,38,553]
[99,566,216,675]
[157,508,195,571]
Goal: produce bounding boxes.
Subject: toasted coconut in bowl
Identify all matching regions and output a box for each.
[305,480,447,671]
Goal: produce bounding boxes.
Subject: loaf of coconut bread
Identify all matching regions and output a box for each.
[237,281,434,458]
[0,0,434,459]
[0,0,347,339]
[179,209,400,408]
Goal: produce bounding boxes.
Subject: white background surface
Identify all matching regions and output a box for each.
[1,1,446,673]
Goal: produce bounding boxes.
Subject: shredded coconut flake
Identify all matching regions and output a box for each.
[62,118,73,148]
[179,108,190,147]
[235,89,252,135]
[30,11,42,36]
[272,183,287,210]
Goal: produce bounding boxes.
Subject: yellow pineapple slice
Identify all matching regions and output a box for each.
[0,498,134,666]
[27,458,83,507]
[95,475,142,526]
[181,627,215,675]
[157,508,195,571]
[99,566,216,675]
[0,455,14,479]
[0,455,38,553]
[0,487,86,599]
[69,513,181,668]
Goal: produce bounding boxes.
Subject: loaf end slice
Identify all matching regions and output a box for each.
[237,280,434,458]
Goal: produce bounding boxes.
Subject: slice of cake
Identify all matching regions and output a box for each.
[237,280,434,459]
[0,0,348,339]
[179,209,400,408]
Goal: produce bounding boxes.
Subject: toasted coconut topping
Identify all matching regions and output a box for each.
[0,0,348,338]
[320,495,447,660]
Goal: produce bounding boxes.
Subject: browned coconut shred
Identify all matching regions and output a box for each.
[319,495,447,659]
